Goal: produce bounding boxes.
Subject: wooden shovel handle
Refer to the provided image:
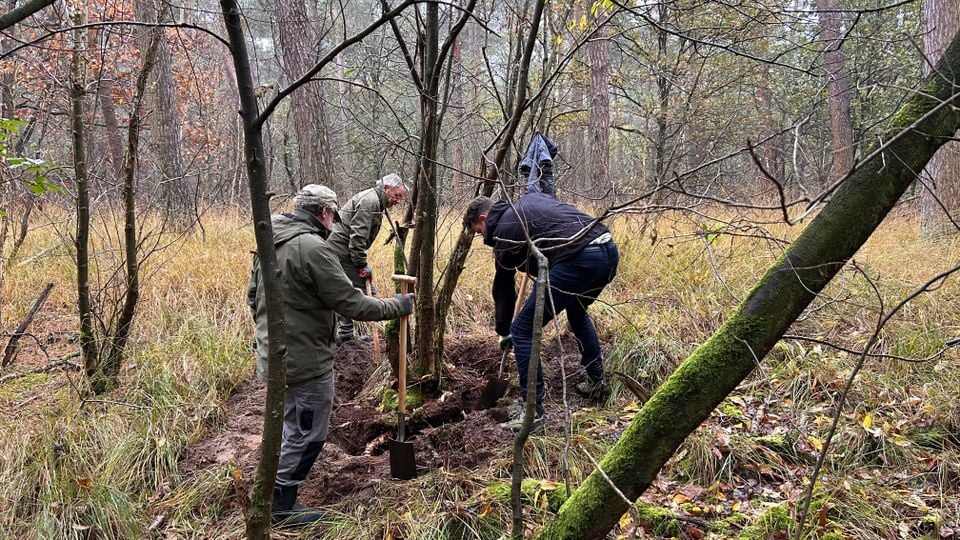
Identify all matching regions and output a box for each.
[397,279,410,416]
[497,275,532,377]
[514,274,531,316]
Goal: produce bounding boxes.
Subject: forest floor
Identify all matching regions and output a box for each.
[3,212,959,539]
[179,333,602,514]
[176,329,960,539]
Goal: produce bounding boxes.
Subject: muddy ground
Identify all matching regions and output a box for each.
[178,332,605,507]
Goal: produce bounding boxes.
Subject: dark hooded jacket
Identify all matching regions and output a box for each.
[247,209,409,383]
[483,193,609,335]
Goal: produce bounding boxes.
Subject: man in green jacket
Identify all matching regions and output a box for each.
[327,173,408,342]
[247,184,413,527]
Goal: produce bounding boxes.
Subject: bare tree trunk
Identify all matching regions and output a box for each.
[134,0,192,222]
[97,79,125,180]
[753,64,784,190]
[70,9,102,393]
[221,59,244,204]
[221,2,287,538]
[588,29,610,195]
[154,18,191,218]
[274,0,337,191]
[538,31,960,539]
[88,27,125,181]
[451,34,464,189]
[511,251,548,539]
[2,282,53,367]
[652,6,671,190]
[412,0,441,379]
[920,0,960,238]
[816,0,854,185]
[102,26,161,378]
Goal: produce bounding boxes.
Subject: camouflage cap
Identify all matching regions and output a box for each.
[294,184,341,221]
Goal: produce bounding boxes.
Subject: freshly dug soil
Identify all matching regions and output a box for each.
[178,333,605,506]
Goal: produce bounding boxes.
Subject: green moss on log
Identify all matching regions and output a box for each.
[483,479,568,513]
[710,511,748,533]
[635,502,682,536]
[739,505,792,539]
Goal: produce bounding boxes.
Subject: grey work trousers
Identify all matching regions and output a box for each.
[276,370,334,487]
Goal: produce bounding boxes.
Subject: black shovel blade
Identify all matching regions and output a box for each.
[475,376,509,411]
[389,438,417,480]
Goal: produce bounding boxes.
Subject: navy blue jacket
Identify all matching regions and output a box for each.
[483,193,609,335]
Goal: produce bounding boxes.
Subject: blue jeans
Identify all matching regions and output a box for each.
[511,242,619,414]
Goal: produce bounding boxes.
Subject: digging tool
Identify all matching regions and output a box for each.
[475,274,531,410]
[389,273,417,480]
[365,279,382,365]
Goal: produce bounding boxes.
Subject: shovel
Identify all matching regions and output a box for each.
[475,274,531,410]
[389,274,417,480]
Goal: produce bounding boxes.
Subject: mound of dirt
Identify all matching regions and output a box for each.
[178,332,606,508]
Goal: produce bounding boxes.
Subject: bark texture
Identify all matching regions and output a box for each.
[588,30,610,193]
[70,11,101,392]
[275,0,336,191]
[134,0,193,221]
[412,0,441,378]
[538,29,960,540]
[816,0,855,185]
[221,2,289,537]
[920,0,960,238]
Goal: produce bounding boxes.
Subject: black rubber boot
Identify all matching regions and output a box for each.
[271,484,324,528]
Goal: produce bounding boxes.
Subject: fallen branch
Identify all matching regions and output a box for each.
[0,354,81,385]
[611,370,652,404]
[2,282,54,367]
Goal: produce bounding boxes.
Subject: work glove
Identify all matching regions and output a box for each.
[395,293,415,315]
[357,264,373,280]
[498,335,512,351]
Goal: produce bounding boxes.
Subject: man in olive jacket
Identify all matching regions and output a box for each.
[327,173,408,342]
[247,184,413,527]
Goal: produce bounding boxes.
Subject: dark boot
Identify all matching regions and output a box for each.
[271,484,324,528]
[575,375,609,400]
